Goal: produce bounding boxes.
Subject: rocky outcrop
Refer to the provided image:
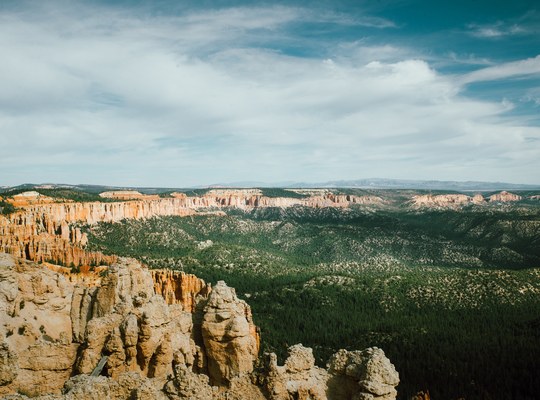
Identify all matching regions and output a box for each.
[0,190,382,269]
[0,253,210,396]
[264,345,400,400]
[488,191,522,202]
[99,191,160,200]
[412,194,475,208]
[0,197,198,268]
[264,345,328,400]
[472,193,486,204]
[201,281,259,385]
[0,254,400,399]
[0,253,79,397]
[413,191,526,208]
[8,191,58,207]
[327,348,400,400]
[151,269,211,311]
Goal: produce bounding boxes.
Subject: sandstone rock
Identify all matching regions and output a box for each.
[151,269,211,312]
[0,343,17,386]
[327,348,399,400]
[70,285,97,343]
[0,253,400,400]
[412,194,472,208]
[284,344,316,373]
[99,191,160,200]
[0,190,379,270]
[163,364,215,399]
[472,194,485,204]
[488,191,522,202]
[264,345,328,400]
[201,281,259,385]
[0,254,79,397]
[62,372,168,400]
[75,263,199,381]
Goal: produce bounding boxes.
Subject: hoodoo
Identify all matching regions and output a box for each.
[0,253,399,399]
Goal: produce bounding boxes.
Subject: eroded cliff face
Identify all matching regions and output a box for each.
[0,190,382,269]
[0,197,197,268]
[0,254,399,400]
[488,191,522,202]
[412,191,521,208]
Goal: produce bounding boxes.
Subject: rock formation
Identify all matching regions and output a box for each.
[0,253,399,399]
[472,193,486,204]
[412,191,526,208]
[412,194,475,208]
[0,190,382,269]
[263,345,400,400]
[99,191,160,200]
[488,191,522,202]
[264,344,328,400]
[326,348,400,400]
[201,281,259,385]
[151,269,211,311]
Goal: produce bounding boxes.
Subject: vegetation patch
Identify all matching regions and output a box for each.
[86,205,540,399]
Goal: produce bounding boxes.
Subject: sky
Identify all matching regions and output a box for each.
[0,0,539,187]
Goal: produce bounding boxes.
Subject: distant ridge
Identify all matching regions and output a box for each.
[208,178,540,191]
[282,178,540,191]
[1,179,539,193]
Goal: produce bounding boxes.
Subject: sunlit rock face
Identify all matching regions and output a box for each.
[0,253,400,400]
[0,190,382,269]
[488,191,522,202]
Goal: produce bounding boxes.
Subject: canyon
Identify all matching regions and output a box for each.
[1,186,535,399]
[0,190,383,269]
[0,188,527,270]
[0,189,401,398]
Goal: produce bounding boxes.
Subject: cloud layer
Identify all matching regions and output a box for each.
[1,2,539,186]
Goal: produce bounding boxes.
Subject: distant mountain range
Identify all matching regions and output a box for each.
[207,178,540,191]
[282,178,540,191]
[1,178,539,193]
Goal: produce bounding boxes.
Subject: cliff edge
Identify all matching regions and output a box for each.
[0,253,399,399]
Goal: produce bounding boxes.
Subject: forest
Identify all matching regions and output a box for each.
[85,203,540,399]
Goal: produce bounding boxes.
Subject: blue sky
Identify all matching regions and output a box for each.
[0,0,539,186]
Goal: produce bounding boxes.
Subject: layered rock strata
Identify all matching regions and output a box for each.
[412,191,521,208]
[488,191,522,202]
[0,190,382,268]
[0,253,399,400]
[201,281,260,385]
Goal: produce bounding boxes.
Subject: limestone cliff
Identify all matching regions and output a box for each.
[0,190,382,269]
[151,269,211,312]
[412,191,524,208]
[488,191,522,202]
[0,253,399,400]
[412,194,479,208]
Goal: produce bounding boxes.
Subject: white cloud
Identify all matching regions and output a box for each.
[0,2,539,186]
[468,22,528,38]
[460,55,540,84]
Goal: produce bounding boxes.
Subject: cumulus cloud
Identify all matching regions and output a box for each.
[0,2,539,186]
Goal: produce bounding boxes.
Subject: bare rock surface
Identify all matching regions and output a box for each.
[0,253,399,399]
[488,191,522,202]
[264,345,328,400]
[201,280,259,385]
[0,254,77,397]
[327,348,399,400]
[264,345,399,400]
